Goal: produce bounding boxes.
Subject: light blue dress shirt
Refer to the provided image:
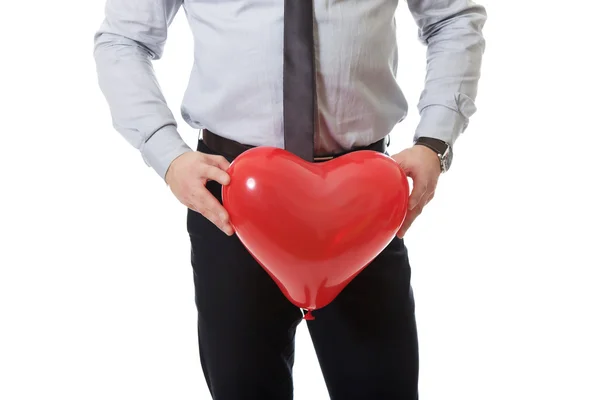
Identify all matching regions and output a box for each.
[93,0,487,180]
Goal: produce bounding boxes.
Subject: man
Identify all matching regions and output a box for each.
[93,1,486,399]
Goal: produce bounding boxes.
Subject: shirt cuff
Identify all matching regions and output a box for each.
[413,105,469,147]
[140,125,193,181]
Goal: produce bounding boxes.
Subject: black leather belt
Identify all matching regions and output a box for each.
[201,129,387,161]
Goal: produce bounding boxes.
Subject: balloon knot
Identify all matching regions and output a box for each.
[303,310,315,320]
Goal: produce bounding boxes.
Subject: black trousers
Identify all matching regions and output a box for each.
[187,140,419,400]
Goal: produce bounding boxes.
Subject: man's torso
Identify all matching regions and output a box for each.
[180,0,407,154]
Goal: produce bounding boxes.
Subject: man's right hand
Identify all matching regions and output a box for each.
[165,151,234,236]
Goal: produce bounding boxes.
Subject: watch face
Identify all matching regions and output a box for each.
[441,157,449,172]
[442,146,453,172]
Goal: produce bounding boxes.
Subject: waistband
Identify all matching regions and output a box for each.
[201,129,387,161]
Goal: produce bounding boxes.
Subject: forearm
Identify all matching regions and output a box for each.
[93,0,191,180]
[408,1,487,146]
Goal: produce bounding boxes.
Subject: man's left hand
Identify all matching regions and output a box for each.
[391,144,442,238]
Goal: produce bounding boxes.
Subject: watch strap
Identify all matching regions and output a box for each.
[414,137,448,154]
[414,136,452,172]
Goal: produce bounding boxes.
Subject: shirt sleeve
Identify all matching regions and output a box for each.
[93,0,192,181]
[406,0,487,146]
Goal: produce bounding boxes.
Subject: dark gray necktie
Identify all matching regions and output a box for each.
[283,0,316,162]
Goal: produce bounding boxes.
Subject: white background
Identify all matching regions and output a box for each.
[1,1,599,399]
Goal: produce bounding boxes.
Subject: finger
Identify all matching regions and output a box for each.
[393,153,424,210]
[192,204,224,232]
[397,202,424,238]
[196,206,234,236]
[204,154,231,171]
[425,191,435,206]
[391,152,408,169]
[408,179,427,210]
[199,164,231,186]
[190,189,234,235]
[397,209,417,238]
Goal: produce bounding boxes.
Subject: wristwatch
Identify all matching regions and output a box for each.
[414,136,453,173]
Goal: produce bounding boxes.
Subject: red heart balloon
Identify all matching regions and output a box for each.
[222,147,409,319]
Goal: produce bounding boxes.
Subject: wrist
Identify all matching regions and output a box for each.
[141,125,193,181]
[413,136,453,173]
[165,152,187,186]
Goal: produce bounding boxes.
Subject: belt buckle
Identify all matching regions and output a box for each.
[313,155,334,162]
